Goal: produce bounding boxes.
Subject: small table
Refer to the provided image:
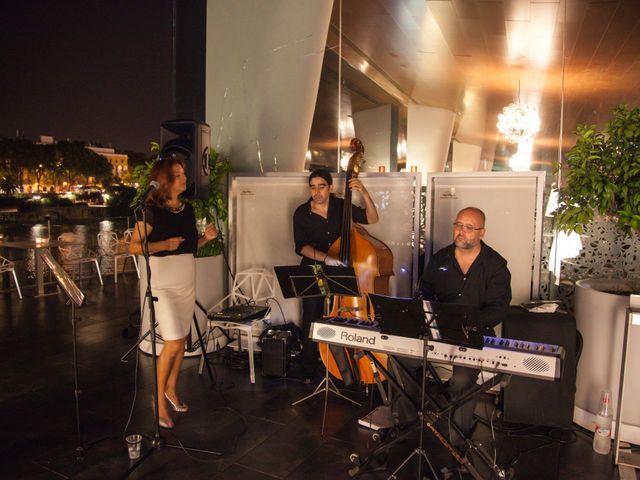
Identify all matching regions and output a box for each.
[0,239,60,297]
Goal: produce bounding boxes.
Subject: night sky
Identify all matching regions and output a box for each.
[0,1,175,154]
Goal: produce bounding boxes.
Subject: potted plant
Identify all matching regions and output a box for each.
[188,148,232,258]
[554,105,640,443]
[555,104,640,236]
[552,104,640,285]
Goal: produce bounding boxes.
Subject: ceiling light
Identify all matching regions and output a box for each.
[509,138,534,171]
[497,103,541,144]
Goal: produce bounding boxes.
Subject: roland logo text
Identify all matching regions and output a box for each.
[340,330,376,345]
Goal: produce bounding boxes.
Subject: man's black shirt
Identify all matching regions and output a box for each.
[418,241,511,333]
[293,195,367,266]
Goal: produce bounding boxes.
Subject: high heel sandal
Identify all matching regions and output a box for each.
[151,398,174,429]
[159,416,174,429]
[165,392,189,413]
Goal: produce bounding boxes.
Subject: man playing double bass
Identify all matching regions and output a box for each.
[293,168,379,382]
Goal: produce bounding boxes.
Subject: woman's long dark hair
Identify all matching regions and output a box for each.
[146,155,186,208]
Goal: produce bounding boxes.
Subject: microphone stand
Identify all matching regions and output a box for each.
[122,205,221,479]
[122,206,164,478]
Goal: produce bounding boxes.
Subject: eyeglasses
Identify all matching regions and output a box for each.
[452,222,484,233]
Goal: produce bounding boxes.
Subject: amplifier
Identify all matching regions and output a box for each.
[502,309,577,427]
[262,330,291,377]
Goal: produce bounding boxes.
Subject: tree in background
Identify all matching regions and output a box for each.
[0,138,115,193]
[55,141,87,189]
[0,138,39,192]
[0,175,18,194]
[30,144,56,192]
[82,148,113,186]
[50,141,113,188]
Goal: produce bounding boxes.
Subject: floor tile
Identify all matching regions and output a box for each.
[0,279,630,480]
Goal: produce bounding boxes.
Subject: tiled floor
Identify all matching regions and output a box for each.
[0,274,630,479]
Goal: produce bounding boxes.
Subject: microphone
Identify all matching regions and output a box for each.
[136,180,160,206]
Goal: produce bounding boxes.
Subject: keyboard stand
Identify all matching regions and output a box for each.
[349,352,512,480]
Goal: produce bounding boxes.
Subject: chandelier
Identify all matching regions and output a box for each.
[496,103,541,144]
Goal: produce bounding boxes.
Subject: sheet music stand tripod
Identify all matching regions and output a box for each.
[274,265,362,410]
[40,250,86,459]
[366,294,441,480]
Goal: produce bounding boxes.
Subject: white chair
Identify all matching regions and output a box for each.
[97,230,139,283]
[0,255,22,299]
[57,233,103,285]
[199,268,276,383]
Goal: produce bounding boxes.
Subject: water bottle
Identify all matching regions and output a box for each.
[593,389,613,455]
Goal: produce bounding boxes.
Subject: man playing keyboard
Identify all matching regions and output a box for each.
[419,206,511,456]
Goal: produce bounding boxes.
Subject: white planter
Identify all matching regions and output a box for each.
[573,278,640,444]
[138,255,225,356]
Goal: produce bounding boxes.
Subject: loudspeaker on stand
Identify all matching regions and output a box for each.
[160,120,211,201]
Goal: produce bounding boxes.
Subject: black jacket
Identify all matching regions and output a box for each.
[418,241,512,334]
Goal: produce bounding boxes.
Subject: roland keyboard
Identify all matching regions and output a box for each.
[310,317,564,381]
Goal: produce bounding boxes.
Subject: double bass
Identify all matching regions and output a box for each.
[319,138,394,385]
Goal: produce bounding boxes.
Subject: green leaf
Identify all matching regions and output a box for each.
[560,104,640,238]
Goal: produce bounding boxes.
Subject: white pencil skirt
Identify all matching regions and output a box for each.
[148,254,195,341]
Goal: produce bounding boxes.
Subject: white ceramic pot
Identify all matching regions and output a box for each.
[573,278,639,443]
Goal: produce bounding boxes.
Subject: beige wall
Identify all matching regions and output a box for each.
[205,0,333,173]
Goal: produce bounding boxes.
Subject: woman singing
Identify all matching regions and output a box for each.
[129,153,217,429]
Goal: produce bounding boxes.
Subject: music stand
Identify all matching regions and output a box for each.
[274,265,362,411]
[274,264,360,300]
[423,301,485,349]
[40,250,86,459]
[366,293,442,480]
